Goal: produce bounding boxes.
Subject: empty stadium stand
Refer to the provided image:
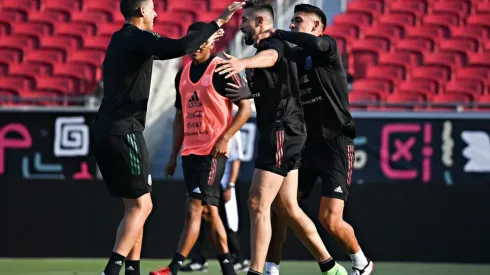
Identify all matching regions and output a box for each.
[326,0,490,110]
[0,0,240,106]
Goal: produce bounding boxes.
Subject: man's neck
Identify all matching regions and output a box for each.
[193,54,212,65]
[126,18,145,30]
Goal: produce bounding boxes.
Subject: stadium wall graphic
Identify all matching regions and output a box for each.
[1,110,490,262]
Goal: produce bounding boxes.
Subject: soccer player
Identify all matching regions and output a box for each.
[215,1,348,275]
[149,21,252,275]
[246,4,374,275]
[91,0,244,274]
[180,130,249,273]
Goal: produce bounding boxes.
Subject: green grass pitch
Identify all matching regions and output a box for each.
[1,259,490,275]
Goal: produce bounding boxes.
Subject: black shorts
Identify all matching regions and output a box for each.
[255,127,306,177]
[299,135,354,201]
[92,131,152,199]
[182,154,227,206]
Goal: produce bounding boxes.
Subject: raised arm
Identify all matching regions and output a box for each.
[274,29,333,53]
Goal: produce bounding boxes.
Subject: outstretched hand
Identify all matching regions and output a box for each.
[215,52,246,79]
[201,29,225,49]
[254,28,276,46]
[217,2,245,25]
[224,75,252,102]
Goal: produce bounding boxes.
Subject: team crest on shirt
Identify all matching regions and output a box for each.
[202,75,211,86]
[305,56,312,70]
[182,80,188,86]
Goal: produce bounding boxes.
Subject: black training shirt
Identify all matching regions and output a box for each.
[276,30,356,141]
[94,22,219,135]
[247,37,306,136]
[174,56,235,109]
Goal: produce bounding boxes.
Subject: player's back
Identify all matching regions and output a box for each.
[248,38,306,136]
[96,24,156,135]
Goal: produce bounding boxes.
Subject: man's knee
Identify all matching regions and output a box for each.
[187,198,204,220]
[202,205,218,222]
[124,193,153,216]
[320,212,342,233]
[248,193,269,217]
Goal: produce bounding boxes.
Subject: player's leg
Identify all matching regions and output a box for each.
[125,227,144,275]
[265,167,317,275]
[273,170,347,275]
[247,169,285,274]
[317,137,373,275]
[94,132,153,275]
[180,222,209,272]
[200,155,236,275]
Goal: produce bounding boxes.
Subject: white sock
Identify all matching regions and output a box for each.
[265,262,280,275]
[349,249,368,269]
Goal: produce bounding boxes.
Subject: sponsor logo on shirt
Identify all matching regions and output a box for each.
[305,56,312,70]
[187,91,202,108]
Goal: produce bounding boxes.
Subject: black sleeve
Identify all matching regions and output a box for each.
[174,71,183,110]
[133,21,220,60]
[257,37,285,63]
[212,72,238,96]
[275,30,336,56]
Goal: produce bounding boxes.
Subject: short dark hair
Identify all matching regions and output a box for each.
[187,22,208,33]
[244,0,274,20]
[120,0,148,19]
[294,4,327,30]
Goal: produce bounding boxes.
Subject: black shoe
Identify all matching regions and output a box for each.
[180,261,208,272]
[233,260,250,273]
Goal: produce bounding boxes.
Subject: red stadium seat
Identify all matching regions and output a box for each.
[347,0,384,20]
[352,78,392,94]
[410,65,451,82]
[386,93,430,107]
[466,14,490,29]
[209,0,228,11]
[405,25,446,41]
[444,80,483,98]
[394,38,434,55]
[2,0,39,13]
[11,22,53,38]
[437,38,478,55]
[422,14,459,31]
[8,63,51,78]
[0,36,37,51]
[83,0,119,19]
[349,90,384,105]
[55,22,95,39]
[40,36,80,53]
[333,13,371,29]
[0,22,10,36]
[0,76,34,94]
[0,9,26,22]
[20,91,63,106]
[431,93,473,110]
[348,39,388,78]
[378,52,420,70]
[387,1,427,22]
[378,13,415,29]
[53,63,96,82]
[41,0,81,14]
[97,22,124,37]
[475,2,490,14]
[28,9,68,24]
[35,76,78,95]
[398,79,438,95]
[83,36,110,51]
[68,49,105,66]
[365,65,406,84]
[449,26,487,45]
[153,22,184,39]
[455,67,490,87]
[70,11,110,26]
[423,52,465,70]
[361,24,403,44]
[0,49,22,64]
[324,24,358,38]
[167,0,209,12]
[430,1,470,22]
[467,52,490,68]
[485,41,490,53]
[23,49,66,65]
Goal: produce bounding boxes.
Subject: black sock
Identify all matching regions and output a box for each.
[319,258,335,272]
[103,252,125,275]
[169,253,186,275]
[247,270,262,275]
[218,253,236,275]
[125,260,140,275]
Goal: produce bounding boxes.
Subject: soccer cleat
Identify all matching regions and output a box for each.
[149,266,172,275]
[350,260,374,275]
[180,261,208,272]
[233,260,250,273]
[323,263,348,275]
